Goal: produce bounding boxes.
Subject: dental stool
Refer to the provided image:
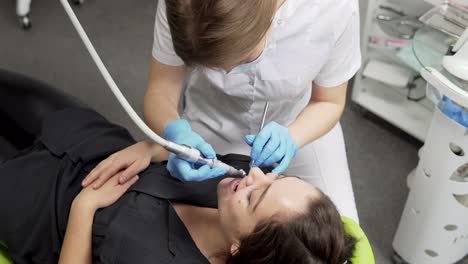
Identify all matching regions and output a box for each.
[1,218,374,263]
[16,0,85,29]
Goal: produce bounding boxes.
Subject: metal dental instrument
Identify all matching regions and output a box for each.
[60,0,246,177]
[249,101,270,168]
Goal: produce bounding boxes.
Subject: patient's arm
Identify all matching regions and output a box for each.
[82,142,169,189]
[59,173,139,264]
[58,199,95,264]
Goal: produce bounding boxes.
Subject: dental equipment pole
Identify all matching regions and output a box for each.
[59,0,246,177]
[249,101,270,168]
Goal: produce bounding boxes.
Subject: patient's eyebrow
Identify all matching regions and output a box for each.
[252,177,288,213]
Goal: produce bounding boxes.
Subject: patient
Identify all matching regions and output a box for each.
[0,69,355,264]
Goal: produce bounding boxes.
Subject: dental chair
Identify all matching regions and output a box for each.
[0,242,12,264]
[0,69,375,263]
[16,0,84,29]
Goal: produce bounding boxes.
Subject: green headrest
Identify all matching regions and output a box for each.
[0,241,13,264]
[341,216,375,264]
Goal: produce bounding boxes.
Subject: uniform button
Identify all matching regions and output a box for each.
[277,19,284,26]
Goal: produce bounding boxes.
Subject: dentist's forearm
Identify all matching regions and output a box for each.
[288,101,344,148]
[143,58,187,136]
[144,89,180,135]
[288,81,348,148]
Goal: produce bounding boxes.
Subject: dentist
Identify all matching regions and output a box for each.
[83,0,361,221]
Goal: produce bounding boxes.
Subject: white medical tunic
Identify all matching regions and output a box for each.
[152,0,361,221]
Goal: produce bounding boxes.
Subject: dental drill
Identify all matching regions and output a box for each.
[59,0,246,177]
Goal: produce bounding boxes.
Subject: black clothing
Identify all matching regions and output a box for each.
[0,107,254,264]
[0,135,18,161]
[0,69,84,148]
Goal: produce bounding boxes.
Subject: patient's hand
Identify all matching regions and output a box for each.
[82,141,164,189]
[76,171,139,210]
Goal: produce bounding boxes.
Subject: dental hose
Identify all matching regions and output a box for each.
[59,0,246,177]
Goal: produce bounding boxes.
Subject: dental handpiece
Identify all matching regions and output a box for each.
[199,158,247,177]
[164,141,246,177]
[60,0,246,177]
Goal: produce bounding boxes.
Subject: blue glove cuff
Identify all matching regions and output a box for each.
[163,119,192,141]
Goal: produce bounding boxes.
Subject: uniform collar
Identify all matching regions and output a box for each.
[273,0,320,25]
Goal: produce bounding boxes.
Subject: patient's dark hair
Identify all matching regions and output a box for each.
[227,191,356,264]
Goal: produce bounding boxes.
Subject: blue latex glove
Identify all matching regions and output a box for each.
[244,121,298,174]
[164,119,226,181]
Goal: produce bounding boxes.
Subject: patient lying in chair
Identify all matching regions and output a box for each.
[0,70,358,264]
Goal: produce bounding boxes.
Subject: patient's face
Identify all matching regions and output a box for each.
[217,168,320,244]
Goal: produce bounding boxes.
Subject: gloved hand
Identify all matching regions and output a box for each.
[164,119,226,181]
[244,121,298,174]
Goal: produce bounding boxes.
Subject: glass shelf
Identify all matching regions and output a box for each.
[410,25,468,93]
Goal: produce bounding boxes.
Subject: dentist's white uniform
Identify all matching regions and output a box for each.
[152,0,362,222]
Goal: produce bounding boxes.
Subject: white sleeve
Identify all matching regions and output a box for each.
[314,7,362,87]
[152,0,185,66]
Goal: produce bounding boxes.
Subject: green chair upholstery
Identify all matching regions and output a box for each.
[342,216,375,264]
[0,241,12,264]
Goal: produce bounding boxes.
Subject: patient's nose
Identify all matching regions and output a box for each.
[248,167,271,183]
[238,168,264,189]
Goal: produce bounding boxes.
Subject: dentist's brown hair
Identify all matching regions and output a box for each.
[165,0,276,69]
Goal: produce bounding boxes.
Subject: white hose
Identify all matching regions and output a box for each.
[59,0,171,148]
[59,0,246,177]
